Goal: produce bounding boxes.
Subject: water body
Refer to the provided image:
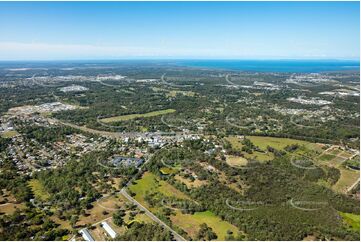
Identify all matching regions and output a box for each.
[174,59,360,73]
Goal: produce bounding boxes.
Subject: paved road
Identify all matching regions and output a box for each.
[110,145,185,241]
[120,188,186,241]
[74,144,186,241]
[50,117,190,141]
[117,145,186,241]
[225,74,237,86]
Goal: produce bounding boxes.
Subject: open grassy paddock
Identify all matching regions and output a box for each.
[100,109,176,123]
[225,155,248,167]
[170,210,240,240]
[0,203,25,215]
[247,136,322,152]
[129,172,189,206]
[130,172,240,240]
[332,168,359,193]
[159,167,177,175]
[77,194,127,226]
[225,135,323,163]
[174,174,208,188]
[1,130,19,138]
[339,212,360,232]
[28,179,51,201]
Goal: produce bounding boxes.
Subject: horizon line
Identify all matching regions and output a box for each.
[0,58,359,62]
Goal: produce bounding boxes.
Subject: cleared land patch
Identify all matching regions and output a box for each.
[226,136,323,162]
[160,167,177,175]
[333,168,359,193]
[77,194,126,226]
[0,203,25,215]
[339,212,360,232]
[129,172,240,240]
[225,155,248,167]
[314,147,360,193]
[166,90,195,98]
[129,172,189,206]
[1,130,19,138]
[174,175,207,188]
[247,136,321,152]
[28,179,51,201]
[170,210,240,240]
[100,109,176,123]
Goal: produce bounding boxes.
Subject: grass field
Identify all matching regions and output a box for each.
[166,90,195,97]
[339,151,355,159]
[332,168,359,193]
[77,194,126,226]
[129,172,189,206]
[50,215,72,230]
[100,109,176,123]
[318,154,337,161]
[130,173,241,240]
[160,167,177,175]
[174,175,207,188]
[244,151,273,161]
[226,136,244,150]
[226,136,273,161]
[97,194,125,210]
[339,212,360,232]
[28,179,50,201]
[171,210,240,240]
[226,136,323,162]
[0,203,25,215]
[330,148,342,155]
[247,136,321,152]
[0,190,17,204]
[344,156,360,169]
[151,87,195,98]
[1,130,19,138]
[313,148,360,194]
[225,155,248,167]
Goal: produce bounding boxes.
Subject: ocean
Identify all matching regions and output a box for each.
[173,59,360,73]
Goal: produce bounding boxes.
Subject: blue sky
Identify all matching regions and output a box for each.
[0,1,359,60]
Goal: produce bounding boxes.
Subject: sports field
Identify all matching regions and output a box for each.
[100,109,176,123]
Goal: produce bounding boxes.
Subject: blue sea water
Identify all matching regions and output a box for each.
[174,59,360,73]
